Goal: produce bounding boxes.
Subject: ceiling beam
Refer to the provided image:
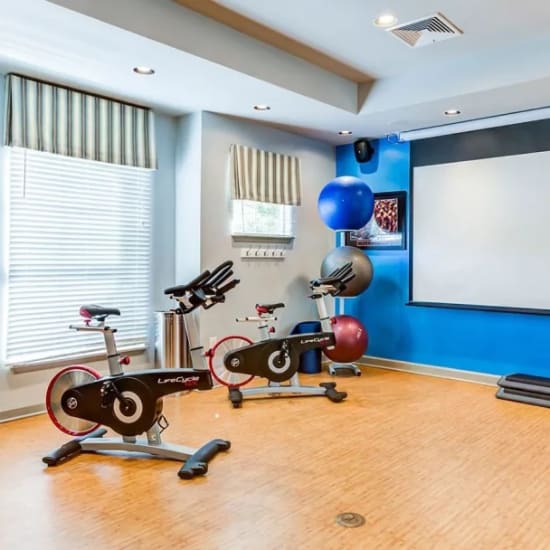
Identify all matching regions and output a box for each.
[174,0,372,84]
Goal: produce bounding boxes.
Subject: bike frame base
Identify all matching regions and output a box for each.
[42,427,230,479]
[328,362,362,376]
[227,373,347,408]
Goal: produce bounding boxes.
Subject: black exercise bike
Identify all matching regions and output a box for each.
[208,263,354,407]
[43,261,239,479]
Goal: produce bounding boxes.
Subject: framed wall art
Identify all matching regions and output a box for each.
[344,191,407,250]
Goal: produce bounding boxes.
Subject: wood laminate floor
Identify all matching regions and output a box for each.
[1,368,549,550]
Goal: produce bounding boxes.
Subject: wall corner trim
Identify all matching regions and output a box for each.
[359,355,499,386]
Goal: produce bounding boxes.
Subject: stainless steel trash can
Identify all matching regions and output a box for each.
[155,311,189,369]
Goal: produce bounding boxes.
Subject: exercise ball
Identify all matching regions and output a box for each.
[318,176,374,231]
[321,246,373,297]
[324,315,368,363]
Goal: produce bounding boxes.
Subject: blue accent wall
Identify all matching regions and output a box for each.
[336,139,550,376]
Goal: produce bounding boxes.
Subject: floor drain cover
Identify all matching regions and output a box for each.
[335,512,365,528]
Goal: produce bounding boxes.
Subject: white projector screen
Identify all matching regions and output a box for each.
[412,150,550,311]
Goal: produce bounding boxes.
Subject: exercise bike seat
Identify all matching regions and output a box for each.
[80,305,121,320]
[256,303,285,314]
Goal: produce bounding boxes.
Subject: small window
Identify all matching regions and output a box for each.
[231,200,295,238]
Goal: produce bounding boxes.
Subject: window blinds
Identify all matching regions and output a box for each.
[5,148,153,366]
[230,144,302,205]
[5,74,157,169]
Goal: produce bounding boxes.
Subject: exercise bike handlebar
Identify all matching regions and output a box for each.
[310,262,353,285]
[164,269,211,297]
[325,262,354,284]
[164,261,240,313]
[202,260,234,289]
[197,279,241,309]
[164,261,235,297]
[216,277,240,296]
[310,262,355,296]
[200,277,240,310]
[183,277,239,311]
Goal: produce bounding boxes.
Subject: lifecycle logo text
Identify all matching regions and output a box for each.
[299,337,330,345]
[157,376,200,386]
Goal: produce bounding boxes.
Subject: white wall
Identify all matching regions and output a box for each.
[0,98,177,416]
[198,112,334,344]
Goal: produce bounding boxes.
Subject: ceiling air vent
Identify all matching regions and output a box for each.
[388,13,463,48]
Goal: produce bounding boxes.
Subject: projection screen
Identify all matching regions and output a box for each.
[411,150,550,311]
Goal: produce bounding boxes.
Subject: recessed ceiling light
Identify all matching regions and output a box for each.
[254,104,271,111]
[374,13,398,28]
[133,66,155,75]
[338,130,353,135]
[444,109,461,116]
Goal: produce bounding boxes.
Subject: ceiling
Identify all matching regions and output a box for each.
[1,0,550,144]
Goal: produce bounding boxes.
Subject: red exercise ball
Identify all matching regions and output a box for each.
[324,315,368,363]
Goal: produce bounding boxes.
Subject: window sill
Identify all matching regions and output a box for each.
[8,346,146,374]
[231,233,295,244]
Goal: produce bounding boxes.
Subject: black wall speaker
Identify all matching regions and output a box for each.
[354,138,374,163]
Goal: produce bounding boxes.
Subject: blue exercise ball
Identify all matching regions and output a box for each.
[318,176,374,231]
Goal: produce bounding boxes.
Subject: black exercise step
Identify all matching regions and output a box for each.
[498,373,550,388]
[496,387,550,409]
[497,373,550,396]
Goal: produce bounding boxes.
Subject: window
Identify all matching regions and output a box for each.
[2,148,153,366]
[231,199,295,238]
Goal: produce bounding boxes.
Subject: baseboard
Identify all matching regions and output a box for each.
[0,404,46,423]
[358,355,499,387]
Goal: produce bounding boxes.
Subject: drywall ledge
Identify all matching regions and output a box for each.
[359,355,499,386]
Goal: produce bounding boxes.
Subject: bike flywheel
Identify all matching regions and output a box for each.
[45,365,102,436]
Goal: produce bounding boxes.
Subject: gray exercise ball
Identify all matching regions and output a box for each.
[321,246,373,297]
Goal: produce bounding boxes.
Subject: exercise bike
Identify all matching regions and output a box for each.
[43,261,239,479]
[207,263,354,408]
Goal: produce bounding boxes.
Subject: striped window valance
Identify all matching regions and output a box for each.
[4,74,157,169]
[230,144,302,205]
